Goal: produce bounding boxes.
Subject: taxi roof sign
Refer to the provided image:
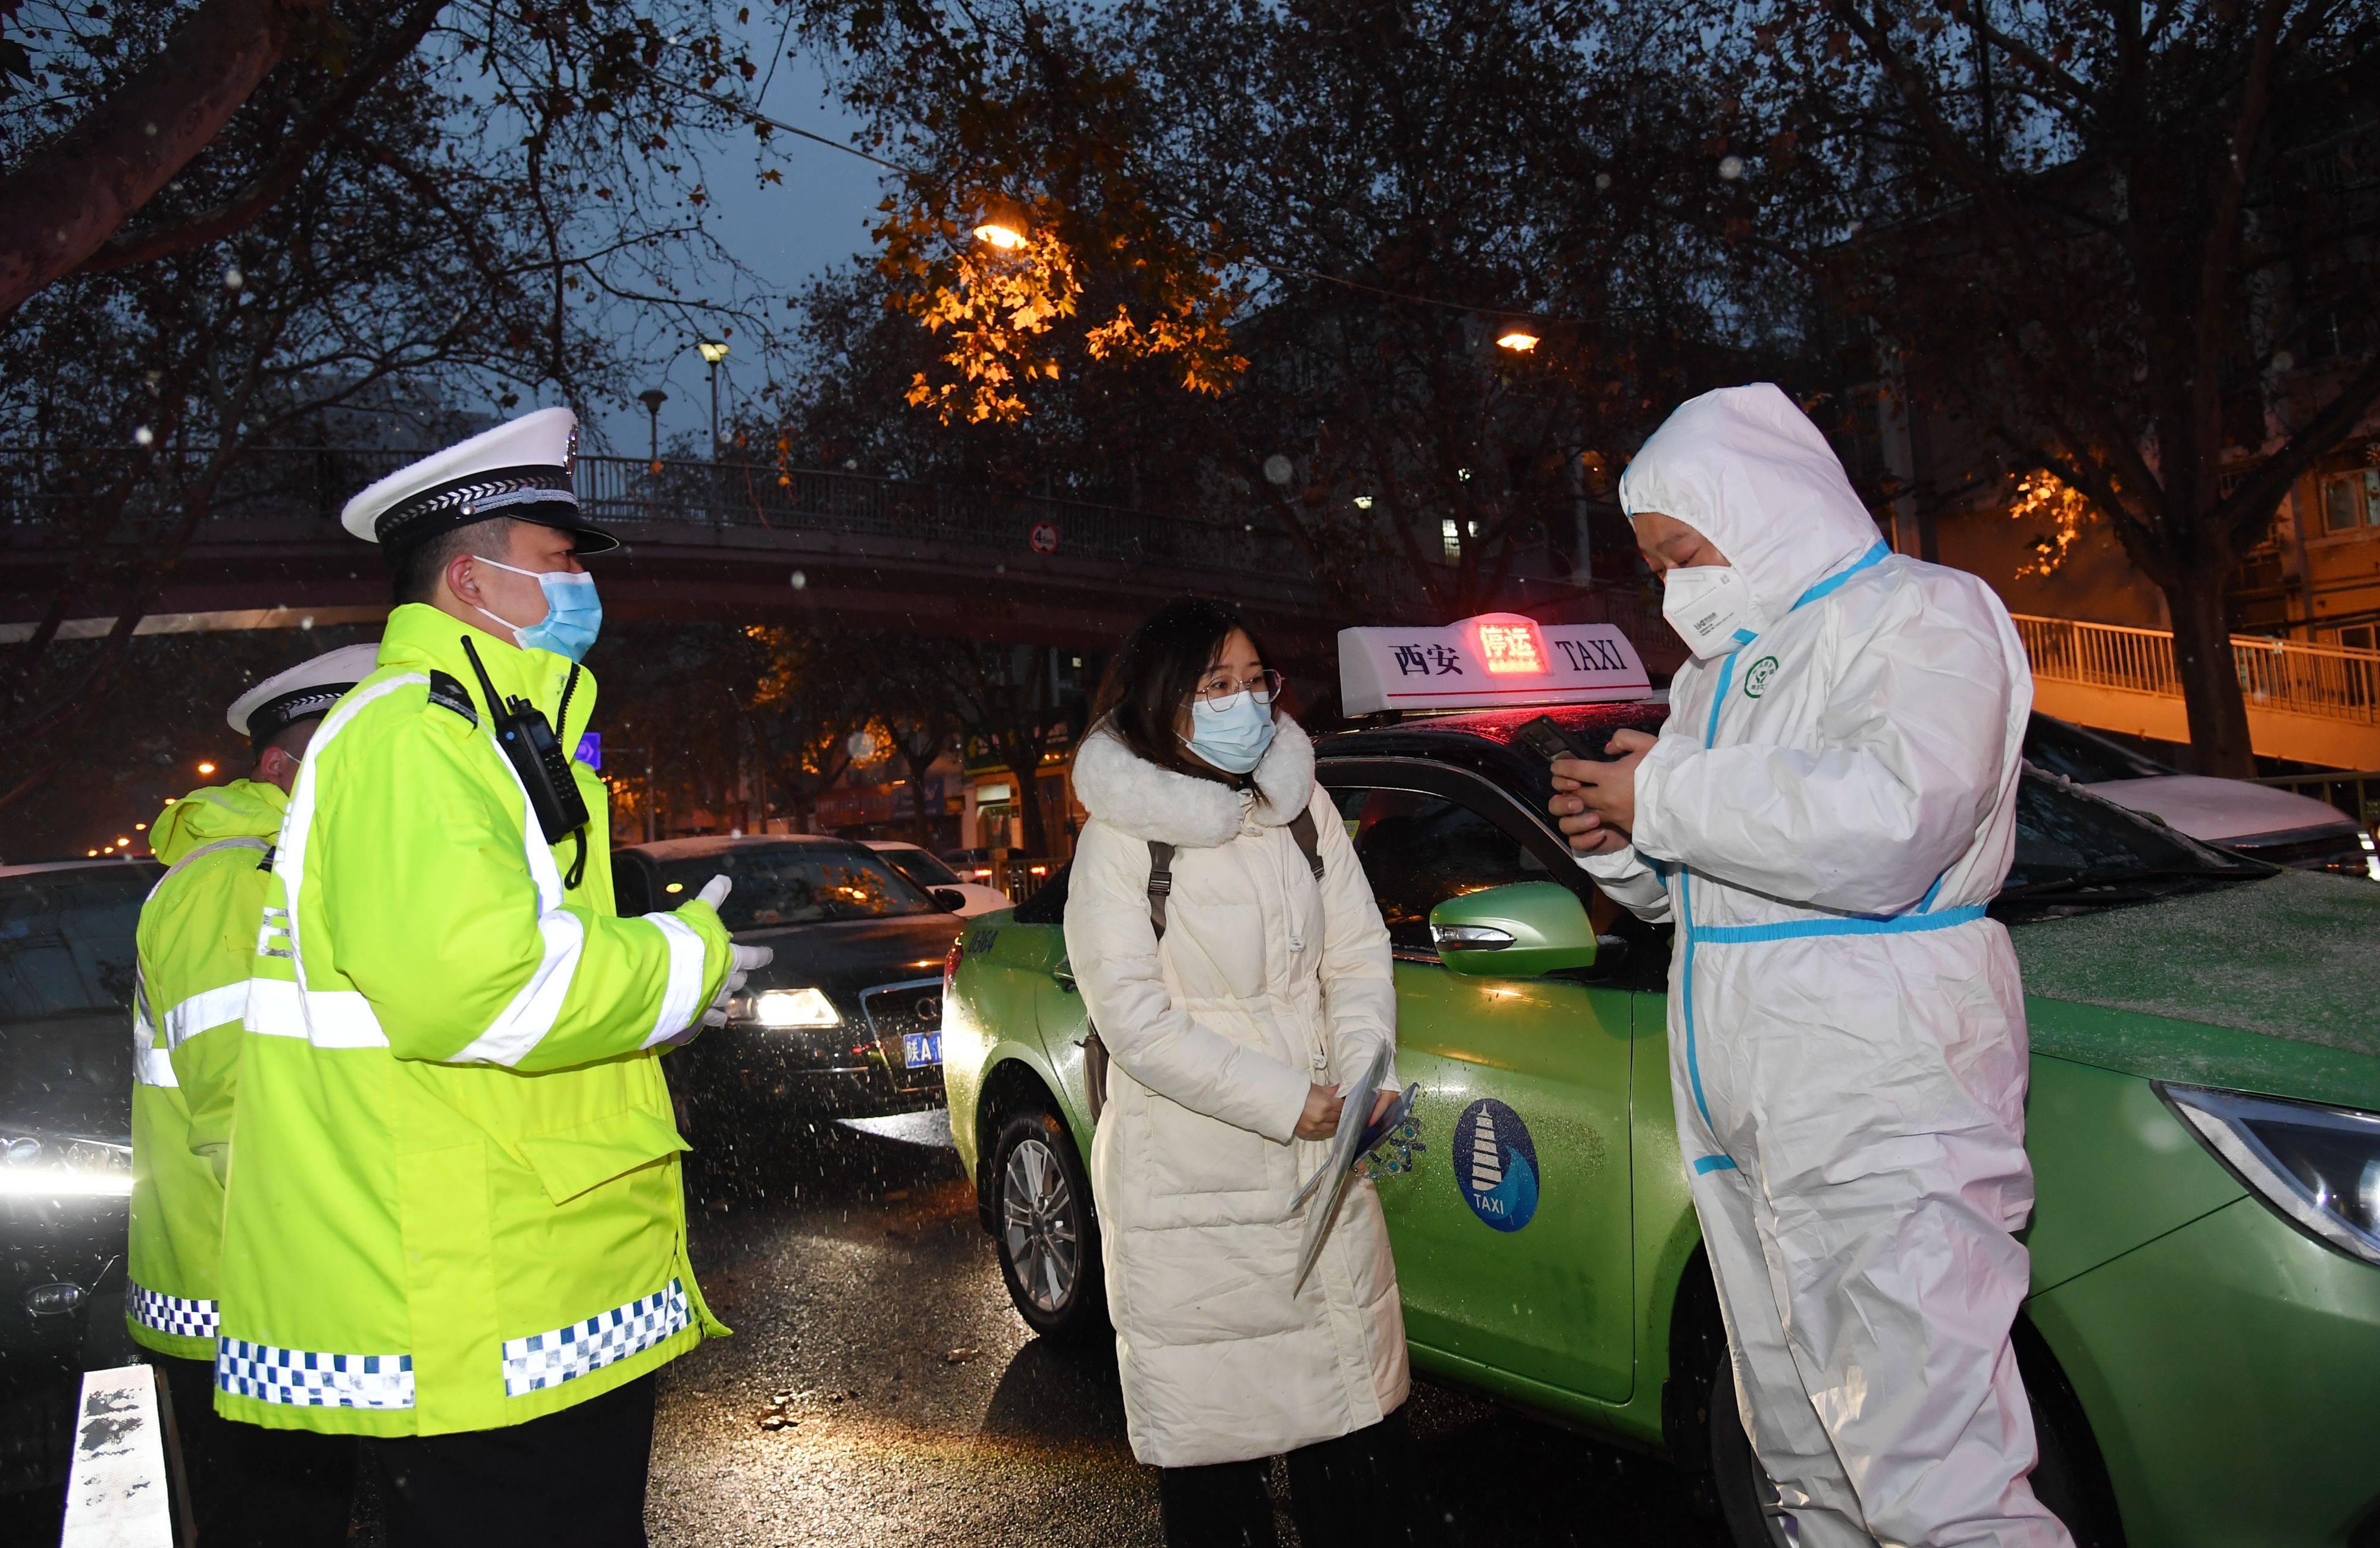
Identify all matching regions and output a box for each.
[1339,612,1650,716]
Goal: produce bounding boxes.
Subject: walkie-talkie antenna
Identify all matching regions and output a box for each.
[459,635,508,721]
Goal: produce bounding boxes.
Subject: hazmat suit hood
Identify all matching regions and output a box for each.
[1618,383,1883,625]
[151,779,286,865]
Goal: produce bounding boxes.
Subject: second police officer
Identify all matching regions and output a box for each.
[212,409,769,1546]
[129,646,377,1545]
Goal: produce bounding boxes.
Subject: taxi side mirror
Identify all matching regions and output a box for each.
[1429,881,1596,977]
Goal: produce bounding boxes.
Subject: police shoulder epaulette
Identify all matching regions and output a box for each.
[426,670,479,728]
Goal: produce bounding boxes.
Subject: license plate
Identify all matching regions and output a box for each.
[903,1032,942,1068]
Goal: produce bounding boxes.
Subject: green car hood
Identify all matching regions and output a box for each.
[2014,869,2380,1112]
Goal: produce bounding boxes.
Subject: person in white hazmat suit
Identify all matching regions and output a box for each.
[1549,384,2072,1547]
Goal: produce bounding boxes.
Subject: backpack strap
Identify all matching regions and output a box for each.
[1147,841,1176,940]
[1286,809,1326,881]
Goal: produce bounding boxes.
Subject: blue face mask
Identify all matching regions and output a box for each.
[473,556,602,663]
[1182,689,1278,774]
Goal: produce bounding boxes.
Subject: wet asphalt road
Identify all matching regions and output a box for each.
[652,1117,1730,1548]
[0,1115,1730,1544]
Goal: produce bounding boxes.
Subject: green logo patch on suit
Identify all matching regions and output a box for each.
[1743,656,1780,698]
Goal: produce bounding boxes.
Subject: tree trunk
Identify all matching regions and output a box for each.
[2165,566,2256,778]
[1004,733,1054,859]
[0,0,328,317]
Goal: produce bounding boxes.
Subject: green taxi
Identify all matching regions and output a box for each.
[937,698,2380,1547]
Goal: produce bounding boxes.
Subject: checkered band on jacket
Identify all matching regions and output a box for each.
[129,1282,219,1341]
[502,1278,690,1397]
[217,1339,415,1409]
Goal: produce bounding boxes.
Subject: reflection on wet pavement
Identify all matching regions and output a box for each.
[654,1121,1726,1547]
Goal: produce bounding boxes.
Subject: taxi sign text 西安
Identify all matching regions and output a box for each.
[1338,612,1649,715]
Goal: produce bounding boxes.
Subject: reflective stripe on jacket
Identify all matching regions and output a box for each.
[215,603,734,1436]
[127,779,284,1359]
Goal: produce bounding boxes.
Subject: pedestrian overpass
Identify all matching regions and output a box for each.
[1,448,1669,674]
[2013,613,2380,771]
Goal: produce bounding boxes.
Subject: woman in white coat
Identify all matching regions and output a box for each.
[1066,599,1414,1548]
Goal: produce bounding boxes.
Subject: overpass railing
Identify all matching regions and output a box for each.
[2011,613,2380,723]
[0,445,1301,575]
[1,446,1666,640]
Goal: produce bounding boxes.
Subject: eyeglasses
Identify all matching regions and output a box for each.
[1192,670,1284,706]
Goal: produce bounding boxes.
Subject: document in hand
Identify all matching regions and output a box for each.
[1290,1044,1417,1294]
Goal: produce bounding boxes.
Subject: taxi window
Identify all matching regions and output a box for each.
[1333,787,1554,953]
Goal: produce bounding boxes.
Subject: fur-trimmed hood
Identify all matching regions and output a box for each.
[1070,717,1316,849]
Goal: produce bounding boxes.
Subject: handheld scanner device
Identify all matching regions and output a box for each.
[459,636,591,844]
[1516,714,1621,764]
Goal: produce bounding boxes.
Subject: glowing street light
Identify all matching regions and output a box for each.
[1496,329,1541,353]
[196,761,217,775]
[972,195,1032,250]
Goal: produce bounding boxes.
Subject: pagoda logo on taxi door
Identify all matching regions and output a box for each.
[1454,1099,1539,1232]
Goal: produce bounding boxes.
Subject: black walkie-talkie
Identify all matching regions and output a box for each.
[459,635,591,859]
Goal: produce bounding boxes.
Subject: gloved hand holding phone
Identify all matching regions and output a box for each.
[1517,715,1657,854]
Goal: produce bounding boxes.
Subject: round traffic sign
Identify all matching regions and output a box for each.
[1029,520,1060,555]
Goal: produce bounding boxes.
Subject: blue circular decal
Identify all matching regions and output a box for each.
[1452,1098,1539,1232]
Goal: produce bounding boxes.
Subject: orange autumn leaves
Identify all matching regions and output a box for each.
[874,189,1247,425]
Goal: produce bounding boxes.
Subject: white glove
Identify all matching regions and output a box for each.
[696,873,772,1028]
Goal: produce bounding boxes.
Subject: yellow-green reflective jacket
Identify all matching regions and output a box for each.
[216,603,734,1436]
[128,778,284,1359]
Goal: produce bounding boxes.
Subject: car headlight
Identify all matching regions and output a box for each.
[748,987,842,1029]
[2160,1084,2380,1268]
[0,1125,134,1198]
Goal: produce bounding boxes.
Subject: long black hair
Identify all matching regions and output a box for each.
[1089,598,1278,778]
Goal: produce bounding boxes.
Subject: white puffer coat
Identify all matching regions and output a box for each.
[1066,718,1408,1468]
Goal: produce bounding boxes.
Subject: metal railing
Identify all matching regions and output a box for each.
[2256,769,2380,829]
[0,445,1672,645]
[2012,613,2380,724]
[0,445,1301,575]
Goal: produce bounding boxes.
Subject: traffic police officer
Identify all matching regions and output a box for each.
[213,408,768,1546]
[130,645,376,1544]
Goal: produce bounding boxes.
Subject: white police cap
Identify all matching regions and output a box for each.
[227,643,383,745]
[338,406,618,556]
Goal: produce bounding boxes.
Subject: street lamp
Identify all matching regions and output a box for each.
[694,340,729,459]
[637,389,667,473]
[972,195,1032,251]
[1496,327,1542,353]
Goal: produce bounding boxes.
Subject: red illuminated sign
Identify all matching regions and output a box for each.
[1474,616,1549,676]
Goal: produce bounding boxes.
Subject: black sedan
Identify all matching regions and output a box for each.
[0,858,153,1496]
[613,836,966,1125]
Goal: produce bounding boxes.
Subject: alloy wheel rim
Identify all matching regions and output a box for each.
[1001,1136,1080,1314]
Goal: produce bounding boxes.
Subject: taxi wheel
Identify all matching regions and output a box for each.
[989,1107,1107,1343]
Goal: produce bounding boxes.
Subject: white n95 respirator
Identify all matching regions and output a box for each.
[1661,565,1768,660]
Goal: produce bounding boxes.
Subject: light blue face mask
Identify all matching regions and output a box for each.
[473,555,603,663]
[1182,689,1278,774]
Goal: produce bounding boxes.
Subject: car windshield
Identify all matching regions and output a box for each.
[2022,714,2173,783]
[652,845,938,929]
[1998,771,2268,920]
[878,848,961,888]
[0,865,152,1136]
[1,867,150,1020]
